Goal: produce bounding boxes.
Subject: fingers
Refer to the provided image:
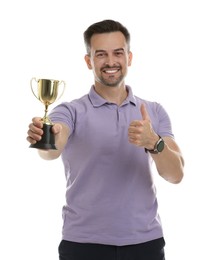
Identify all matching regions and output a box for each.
[128,119,144,136]
[26,117,43,144]
[129,120,143,127]
[128,133,141,145]
[128,121,143,146]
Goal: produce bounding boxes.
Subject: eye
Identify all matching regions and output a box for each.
[95,52,106,58]
[114,51,124,57]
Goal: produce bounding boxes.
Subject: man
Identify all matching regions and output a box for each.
[27,19,184,260]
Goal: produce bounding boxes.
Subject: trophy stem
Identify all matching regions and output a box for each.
[44,104,48,119]
[43,104,52,125]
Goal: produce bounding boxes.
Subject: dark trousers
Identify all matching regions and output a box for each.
[58,237,165,260]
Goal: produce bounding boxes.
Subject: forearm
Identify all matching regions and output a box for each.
[151,138,184,184]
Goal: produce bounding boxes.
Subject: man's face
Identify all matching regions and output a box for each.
[85,31,132,87]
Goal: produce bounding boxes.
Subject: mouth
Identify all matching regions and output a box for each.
[102,67,120,74]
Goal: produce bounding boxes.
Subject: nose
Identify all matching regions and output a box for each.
[104,54,116,67]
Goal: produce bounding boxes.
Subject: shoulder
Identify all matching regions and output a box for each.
[49,94,90,130]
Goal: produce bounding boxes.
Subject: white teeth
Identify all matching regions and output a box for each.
[105,70,117,74]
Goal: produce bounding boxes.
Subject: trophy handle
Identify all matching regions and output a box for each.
[57,80,66,101]
[30,77,39,100]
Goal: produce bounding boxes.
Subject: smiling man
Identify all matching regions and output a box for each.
[27,19,184,260]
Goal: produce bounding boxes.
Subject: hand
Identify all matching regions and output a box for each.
[128,104,159,148]
[26,117,62,145]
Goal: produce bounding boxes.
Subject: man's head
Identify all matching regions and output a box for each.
[83,20,132,88]
[84,19,131,55]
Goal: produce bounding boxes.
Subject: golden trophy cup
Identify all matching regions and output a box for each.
[30,78,65,150]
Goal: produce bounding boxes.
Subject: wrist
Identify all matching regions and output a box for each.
[147,134,160,150]
[145,135,165,154]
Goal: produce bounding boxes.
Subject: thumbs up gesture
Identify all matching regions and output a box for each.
[128,104,159,149]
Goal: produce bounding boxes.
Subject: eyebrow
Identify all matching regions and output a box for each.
[95,48,125,54]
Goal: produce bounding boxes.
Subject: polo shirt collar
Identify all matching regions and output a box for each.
[88,85,137,107]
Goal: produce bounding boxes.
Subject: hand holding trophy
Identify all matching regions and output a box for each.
[30,78,65,150]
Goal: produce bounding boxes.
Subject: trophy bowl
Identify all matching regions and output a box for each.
[30,78,65,150]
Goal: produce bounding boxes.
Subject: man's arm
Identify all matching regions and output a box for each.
[128,104,184,184]
[149,136,184,183]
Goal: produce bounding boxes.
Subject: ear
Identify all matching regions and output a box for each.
[128,51,133,66]
[84,54,92,70]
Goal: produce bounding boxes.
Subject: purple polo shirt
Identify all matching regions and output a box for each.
[49,85,174,246]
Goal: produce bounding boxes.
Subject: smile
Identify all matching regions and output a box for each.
[102,68,120,74]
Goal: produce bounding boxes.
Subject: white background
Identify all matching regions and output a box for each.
[0,0,210,259]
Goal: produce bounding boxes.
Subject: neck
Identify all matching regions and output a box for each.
[94,84,128,106]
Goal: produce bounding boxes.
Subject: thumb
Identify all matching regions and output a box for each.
[52,123,62,134]
[140,103,150,121]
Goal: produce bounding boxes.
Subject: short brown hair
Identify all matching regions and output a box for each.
[83,19,131,54]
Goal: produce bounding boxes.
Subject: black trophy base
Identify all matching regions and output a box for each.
[29,123,57,150]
